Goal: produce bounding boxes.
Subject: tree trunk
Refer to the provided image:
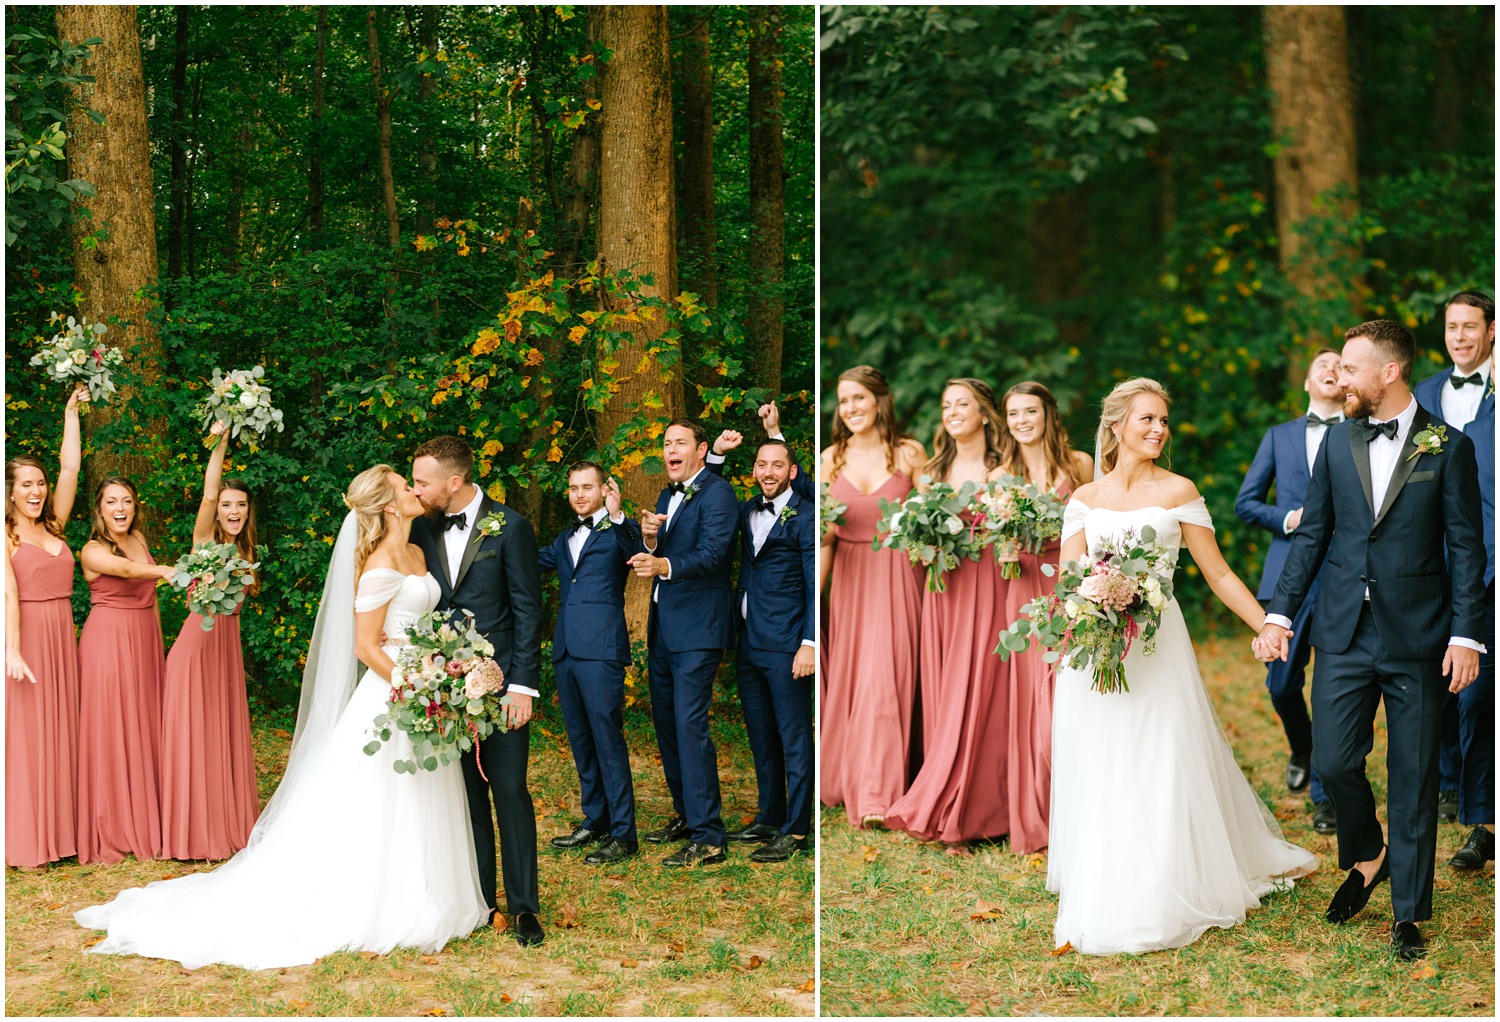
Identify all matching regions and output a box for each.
[222,119,250,271]
[54,4,166,482]
[368,8,400,251]
[557,8,601,273]
[1028,191,1090,353]
[596,4,680,640]
[1263,5,1360,339]
[310,6,327,241]
[747,5,785,396]
[166,5,188,280]
[673,7,721,409]
[415,5,438,238]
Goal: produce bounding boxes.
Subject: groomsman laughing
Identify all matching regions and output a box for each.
[537,464,643,865]
[628,418,739,866]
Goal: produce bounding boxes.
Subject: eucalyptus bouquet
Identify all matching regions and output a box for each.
[995,526,1175,694]
[29,312,123,405]
[872,477,987,593]
[820,481,848,539]
[163,542,260,631]
[197,366,285,450]
[975,475,1067,579]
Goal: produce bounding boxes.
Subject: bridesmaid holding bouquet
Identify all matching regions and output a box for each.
[995,381,1093,854]
[77,477,177,864]
[819,366,927,828]
[159,428,262,859]
[886,377,1013,846]
[5,385,85,868]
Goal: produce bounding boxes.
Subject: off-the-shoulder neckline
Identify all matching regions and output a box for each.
[1068,497,1207,514]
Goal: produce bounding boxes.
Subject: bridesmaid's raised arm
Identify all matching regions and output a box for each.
[6,549,37,683]
[192,428,230,545]
[53,385,85,527]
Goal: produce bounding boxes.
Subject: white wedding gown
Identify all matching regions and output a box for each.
[75,570,488,970]
[1047,499,1317,955]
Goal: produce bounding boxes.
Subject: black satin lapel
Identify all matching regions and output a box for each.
[1350,427,1375,517]
[1375,412,1427,526]
[451,495,490,592]
[420,518,453,591]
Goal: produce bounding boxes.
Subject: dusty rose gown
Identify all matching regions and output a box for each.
[1002,480,1072,854]
[886,504,1011,843]
[77,555,165,864]
[6,541,80,868]
[820,472,923,825]
[158,605,260,860]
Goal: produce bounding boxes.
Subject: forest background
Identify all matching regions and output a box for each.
[5,4,815,717]
[820,5,1495,628]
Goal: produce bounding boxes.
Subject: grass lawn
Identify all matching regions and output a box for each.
[818,636,1495,1016]
[6,699,814,1017]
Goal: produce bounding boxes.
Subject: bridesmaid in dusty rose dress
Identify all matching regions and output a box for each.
[819,366,927,828]
[77,477,178,864]
[5,385,85,868]
[995,381,1093,854]
[886,377,1013,846]
[159,430,262,860]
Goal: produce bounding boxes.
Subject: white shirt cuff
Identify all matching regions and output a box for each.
[510,685,540,699]
[707,451,726,464]
[1265,613,1294,630]
[1450,637,1488,654]
[609,511,625,525]
[799,639,816,649]
[1282,511,1298,535]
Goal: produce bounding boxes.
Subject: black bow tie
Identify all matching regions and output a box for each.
[756,497,777,514]
[1306,413,1342,428]
[669,482,688,495]
[1353,418,1399,442]
[441,512,468,532]
[1451,371,1485,389]
[575,516,596,531]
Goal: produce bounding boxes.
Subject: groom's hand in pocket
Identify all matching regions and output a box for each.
[505,692,534,728]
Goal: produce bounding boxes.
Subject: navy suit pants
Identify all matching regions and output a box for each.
[735,635,815,836]
[647,621,727,846]
[555,653,636,843]
[1440,590,1494,826]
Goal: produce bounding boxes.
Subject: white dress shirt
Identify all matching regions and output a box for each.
[1285,408,1344,534]
[740,487,816,649]
[442,487,484,581]
[649,465,710,599]
[1440,360,1491,430]
[567,506,624,565]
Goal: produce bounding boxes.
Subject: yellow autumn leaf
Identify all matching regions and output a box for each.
[568,325,587,343]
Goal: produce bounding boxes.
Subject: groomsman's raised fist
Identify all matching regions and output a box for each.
[714,430,744,456]
[758,401,781,436]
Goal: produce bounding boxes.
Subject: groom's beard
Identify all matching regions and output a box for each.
[1344,387,1380,420]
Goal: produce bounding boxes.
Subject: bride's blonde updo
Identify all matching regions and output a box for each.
[1095,378,1171,474]
[346,464,400,575]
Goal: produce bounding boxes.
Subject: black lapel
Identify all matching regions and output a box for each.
[451,494,491,593]
[754,492,800,560]
[1350,424,1375,517]
[574,516,606,566]
[1374,409,1428,526]
[418,516,453,591]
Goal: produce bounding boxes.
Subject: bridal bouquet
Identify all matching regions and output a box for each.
[28,312,124,405]
[163,542,261,631]
[196,366,284,450]
[872,477,986,593]
[994,526,1175,694]
[365,610,512,774]
[820,481,847,538]
[974,476,1066,579]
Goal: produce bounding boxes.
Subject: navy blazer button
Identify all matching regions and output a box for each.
[1369,533,1377,542]
[1359,575,1367,583]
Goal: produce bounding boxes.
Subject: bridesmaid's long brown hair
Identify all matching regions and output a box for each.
[829,365,910,480]
[998,381,1087,492]
[214,477,261,596]
[924,377,1004,483]
[87,476,146,558]
[5,456,66,546]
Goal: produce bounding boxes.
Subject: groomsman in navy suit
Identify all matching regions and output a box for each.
[537,463,643,865]
[1414,290,1495,871]
[1235,348,1344,834]
[628,418,739,866]
[726,440,816,863]
[706,399,815,503]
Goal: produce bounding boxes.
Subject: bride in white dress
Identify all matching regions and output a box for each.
[1047,378,1317,955]
[76,466,488,970]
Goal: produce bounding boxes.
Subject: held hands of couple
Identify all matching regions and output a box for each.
[1252,622,1292,664]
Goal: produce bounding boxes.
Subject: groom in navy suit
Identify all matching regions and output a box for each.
[1235,348,1343,832]
[1257,320,1485,961]
[537,463,643,865]
[1414,290,1495,872]
[628,418,739,866]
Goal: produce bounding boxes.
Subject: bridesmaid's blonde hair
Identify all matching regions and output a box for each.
[346,465,400,576]
[1095,378,1171,474]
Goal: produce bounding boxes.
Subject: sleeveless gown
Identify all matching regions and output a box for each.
[820,472,923,825]
[6,542,79,868]
[886,505,1010,843]
[76,570,488,970]
[77,556,166,864]
[1047,499,1317,954]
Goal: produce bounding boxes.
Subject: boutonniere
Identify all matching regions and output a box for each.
[595,516,614,532]
[1407,424,1448,461]
[778,505,798,524]
[680,483,699,503]
[1486,375,1495,401]
[476,510,507,537]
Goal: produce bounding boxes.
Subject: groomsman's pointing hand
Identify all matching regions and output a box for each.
[628,552,670,579]
[640,509,666,545]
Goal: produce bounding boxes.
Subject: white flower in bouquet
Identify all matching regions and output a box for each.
[197,365,285,451]
[29,311,124,406]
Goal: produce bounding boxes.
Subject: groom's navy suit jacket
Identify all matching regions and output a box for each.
[648,468,740,653]
[1268,405,1485,658]
[735,489,817,654]
[1235,416,1327,601]
[411,495,544,693]
[1414,368,1495,588]
[537,515,643,664]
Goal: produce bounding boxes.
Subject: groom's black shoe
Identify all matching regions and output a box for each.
[1439,789,1460,823]
[726,822,780,844]
[1326,849,1390,923]
[550,824,606,850]
[1312,800,1338,835]
[749,833,809,863]
[1391,921,1426,961]
[662,841,726,866]
[584,837,638,864]
[1285,751,1311,792]
[642,815,690,844]
[1448,825,1495,871]
[513,911,545,947]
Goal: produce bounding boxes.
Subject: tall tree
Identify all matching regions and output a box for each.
[309,6,327,241]
[368,8,399,251]
[166,5,188,280]
[747,5,785,394]
[557,9,601,272]
[414,5,439,239]
[673,7,720,408]
[595,4,680,637]
[54,4,166,480]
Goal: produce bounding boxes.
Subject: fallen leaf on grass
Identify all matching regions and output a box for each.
[948,958,976,970]
[860,845,880,862]
[273,728,291,739]
[558,904,581,929]
[500,995,513,1004]
[46,902,62,910]
[420,1008,448,1016]
[917,868,931,875]
[922,886,934,895]
[287,1000,309,1010]
[620,958,638,968]
[797,978,816,993]
[739,813,756,826]
[747,954,765,969]
[1027,854,1045,869]
[666,938,685,960]
[1051,942,1074,957]
[492,913,510,931]
[1410,962,1438,981]
[421,955,439,965]
[969,899,1001,922]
